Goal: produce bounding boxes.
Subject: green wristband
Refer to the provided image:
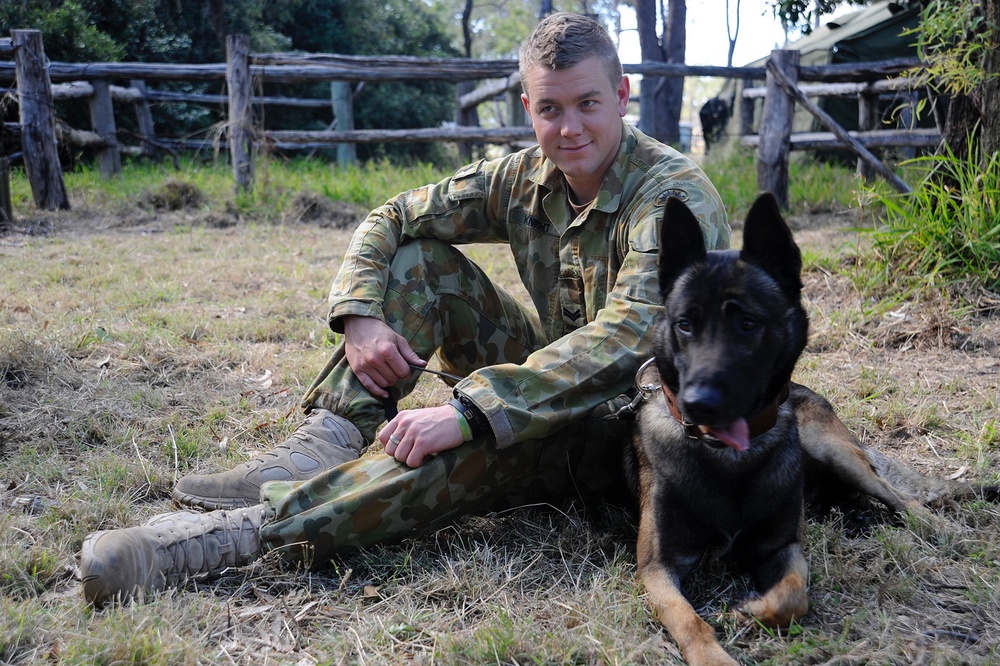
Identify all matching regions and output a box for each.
[453,406,474,441]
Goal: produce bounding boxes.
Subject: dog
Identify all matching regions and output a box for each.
[626,193,998,665]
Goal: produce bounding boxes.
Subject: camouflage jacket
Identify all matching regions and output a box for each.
[328,123,730,448]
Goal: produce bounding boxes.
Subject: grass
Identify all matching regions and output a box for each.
[855,144,1000,305]
[1,149,999,664]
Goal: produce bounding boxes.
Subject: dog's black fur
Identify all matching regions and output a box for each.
[624,192,1000,665]
[625,193,810,665]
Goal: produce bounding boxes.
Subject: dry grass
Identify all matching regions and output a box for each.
[1,192,999,665]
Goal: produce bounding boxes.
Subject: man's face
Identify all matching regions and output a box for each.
[521,56,629,203]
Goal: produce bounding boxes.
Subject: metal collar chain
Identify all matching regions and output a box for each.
[606,357,662,420]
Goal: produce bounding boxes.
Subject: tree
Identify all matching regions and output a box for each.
[769,0,868,34]
[635,0,685,145]
[895,0,998,166]
[726,0,741,68]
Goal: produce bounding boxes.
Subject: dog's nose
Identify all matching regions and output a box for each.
[680,384,724,421]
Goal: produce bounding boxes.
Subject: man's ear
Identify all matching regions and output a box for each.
[616,76,630,117]
[521,92,531,116]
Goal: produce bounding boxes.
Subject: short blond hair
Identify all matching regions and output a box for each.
[518,12,623,96]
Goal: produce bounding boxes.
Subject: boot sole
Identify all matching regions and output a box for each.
[171,489,256,511]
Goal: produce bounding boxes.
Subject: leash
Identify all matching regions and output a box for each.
[407,363,465,384]
[384,363,466,420]
[606,357,662,421]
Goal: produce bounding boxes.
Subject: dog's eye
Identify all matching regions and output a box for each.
[740,317,758,332]
[675,318,692,334]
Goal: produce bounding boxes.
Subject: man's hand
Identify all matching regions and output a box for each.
[343,315,425,399]
[379,405,466,467]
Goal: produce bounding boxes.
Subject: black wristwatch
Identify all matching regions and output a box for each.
[449,394,489,438]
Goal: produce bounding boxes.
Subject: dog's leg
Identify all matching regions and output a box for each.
[638,519,739,666]
[737,541,809,628]
[791,384,925,514]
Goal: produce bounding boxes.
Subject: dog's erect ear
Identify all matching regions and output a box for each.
[658,197,708,301]
[740,192,802,298]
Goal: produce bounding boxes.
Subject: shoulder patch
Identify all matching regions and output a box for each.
[453,159,485,180]
[654,188,689,205]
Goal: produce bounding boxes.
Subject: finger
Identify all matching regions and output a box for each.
[384,350,414,381]
[358,372,389,399]
[393,438,413,464]
[397,338,425,368]
[405,447,425,468]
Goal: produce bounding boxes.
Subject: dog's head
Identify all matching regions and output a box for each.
[652,192,808,451]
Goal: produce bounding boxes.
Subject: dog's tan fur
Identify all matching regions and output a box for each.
[629,194,997,665]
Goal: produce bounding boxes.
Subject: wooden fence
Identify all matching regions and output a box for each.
[1,29,938,217]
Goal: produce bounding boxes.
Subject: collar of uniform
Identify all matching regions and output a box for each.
[528,121,632,216]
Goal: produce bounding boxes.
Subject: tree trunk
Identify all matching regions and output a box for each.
[981,0,1000,157]
[635,0,685,145]
[661,0,686,145]
[941,0,1000,163]
[207,0,229,53]
[635,0,667,142]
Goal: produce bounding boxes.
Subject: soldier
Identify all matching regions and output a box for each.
[80,11,730,605]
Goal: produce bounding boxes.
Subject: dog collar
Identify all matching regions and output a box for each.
[661,382,791,444]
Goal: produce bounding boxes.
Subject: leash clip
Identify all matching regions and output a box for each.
[606,357,662,420]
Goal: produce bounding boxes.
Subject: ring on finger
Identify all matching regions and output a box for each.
[389,434,401,445]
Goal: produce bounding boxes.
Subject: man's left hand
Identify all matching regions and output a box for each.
[379,405,466,467]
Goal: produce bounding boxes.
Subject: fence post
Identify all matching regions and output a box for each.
[330,81,356,168]
[506,83,526,154]
[0,156,12,228]
[88,80,122,178]
[756,49,798,209]
[857,90,878,182]
[739,77,755,137]
[130,80,160,160]
[11,29,70,211]
[454,80,479,161]
[226,34,254,194]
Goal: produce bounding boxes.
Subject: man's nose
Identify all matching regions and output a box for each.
[561,110,583,136]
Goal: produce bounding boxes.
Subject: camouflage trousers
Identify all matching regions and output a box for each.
[258,239,632,563]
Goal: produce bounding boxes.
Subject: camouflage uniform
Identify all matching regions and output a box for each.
[259,123,729,562]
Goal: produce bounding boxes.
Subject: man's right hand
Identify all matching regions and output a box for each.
[343,315,425,399]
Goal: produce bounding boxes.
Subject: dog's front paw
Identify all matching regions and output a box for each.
[683,641,740,666]
[736,588,808,628]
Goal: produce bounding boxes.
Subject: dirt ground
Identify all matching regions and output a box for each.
[2,198,999,664]
[5,197,1000,503]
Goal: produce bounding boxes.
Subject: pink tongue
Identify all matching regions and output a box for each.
[706,418,750,452]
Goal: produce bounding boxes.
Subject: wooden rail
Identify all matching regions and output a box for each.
[1,29,934,213]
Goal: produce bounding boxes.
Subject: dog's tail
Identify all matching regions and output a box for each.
[790,383,998,513]
[862,444,999,507]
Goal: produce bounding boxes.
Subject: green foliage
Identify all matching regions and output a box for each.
[767,0,870,35]
[701,148,862,220]
[0,1,124,61]
[860,145,1000,298]
[11,155,452,217]
[904,0,992,98]
[3,0,461,165]
[265,0,462,163]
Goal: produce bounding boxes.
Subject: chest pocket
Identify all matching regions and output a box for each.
[559,267,585,330]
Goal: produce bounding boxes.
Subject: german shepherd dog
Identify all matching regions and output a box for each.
[626,193,997,666]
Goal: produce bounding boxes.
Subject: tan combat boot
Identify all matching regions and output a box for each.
[172,409,365,510]
[80,504,267,607]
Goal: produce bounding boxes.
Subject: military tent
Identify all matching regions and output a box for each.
[703,0,926,151]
